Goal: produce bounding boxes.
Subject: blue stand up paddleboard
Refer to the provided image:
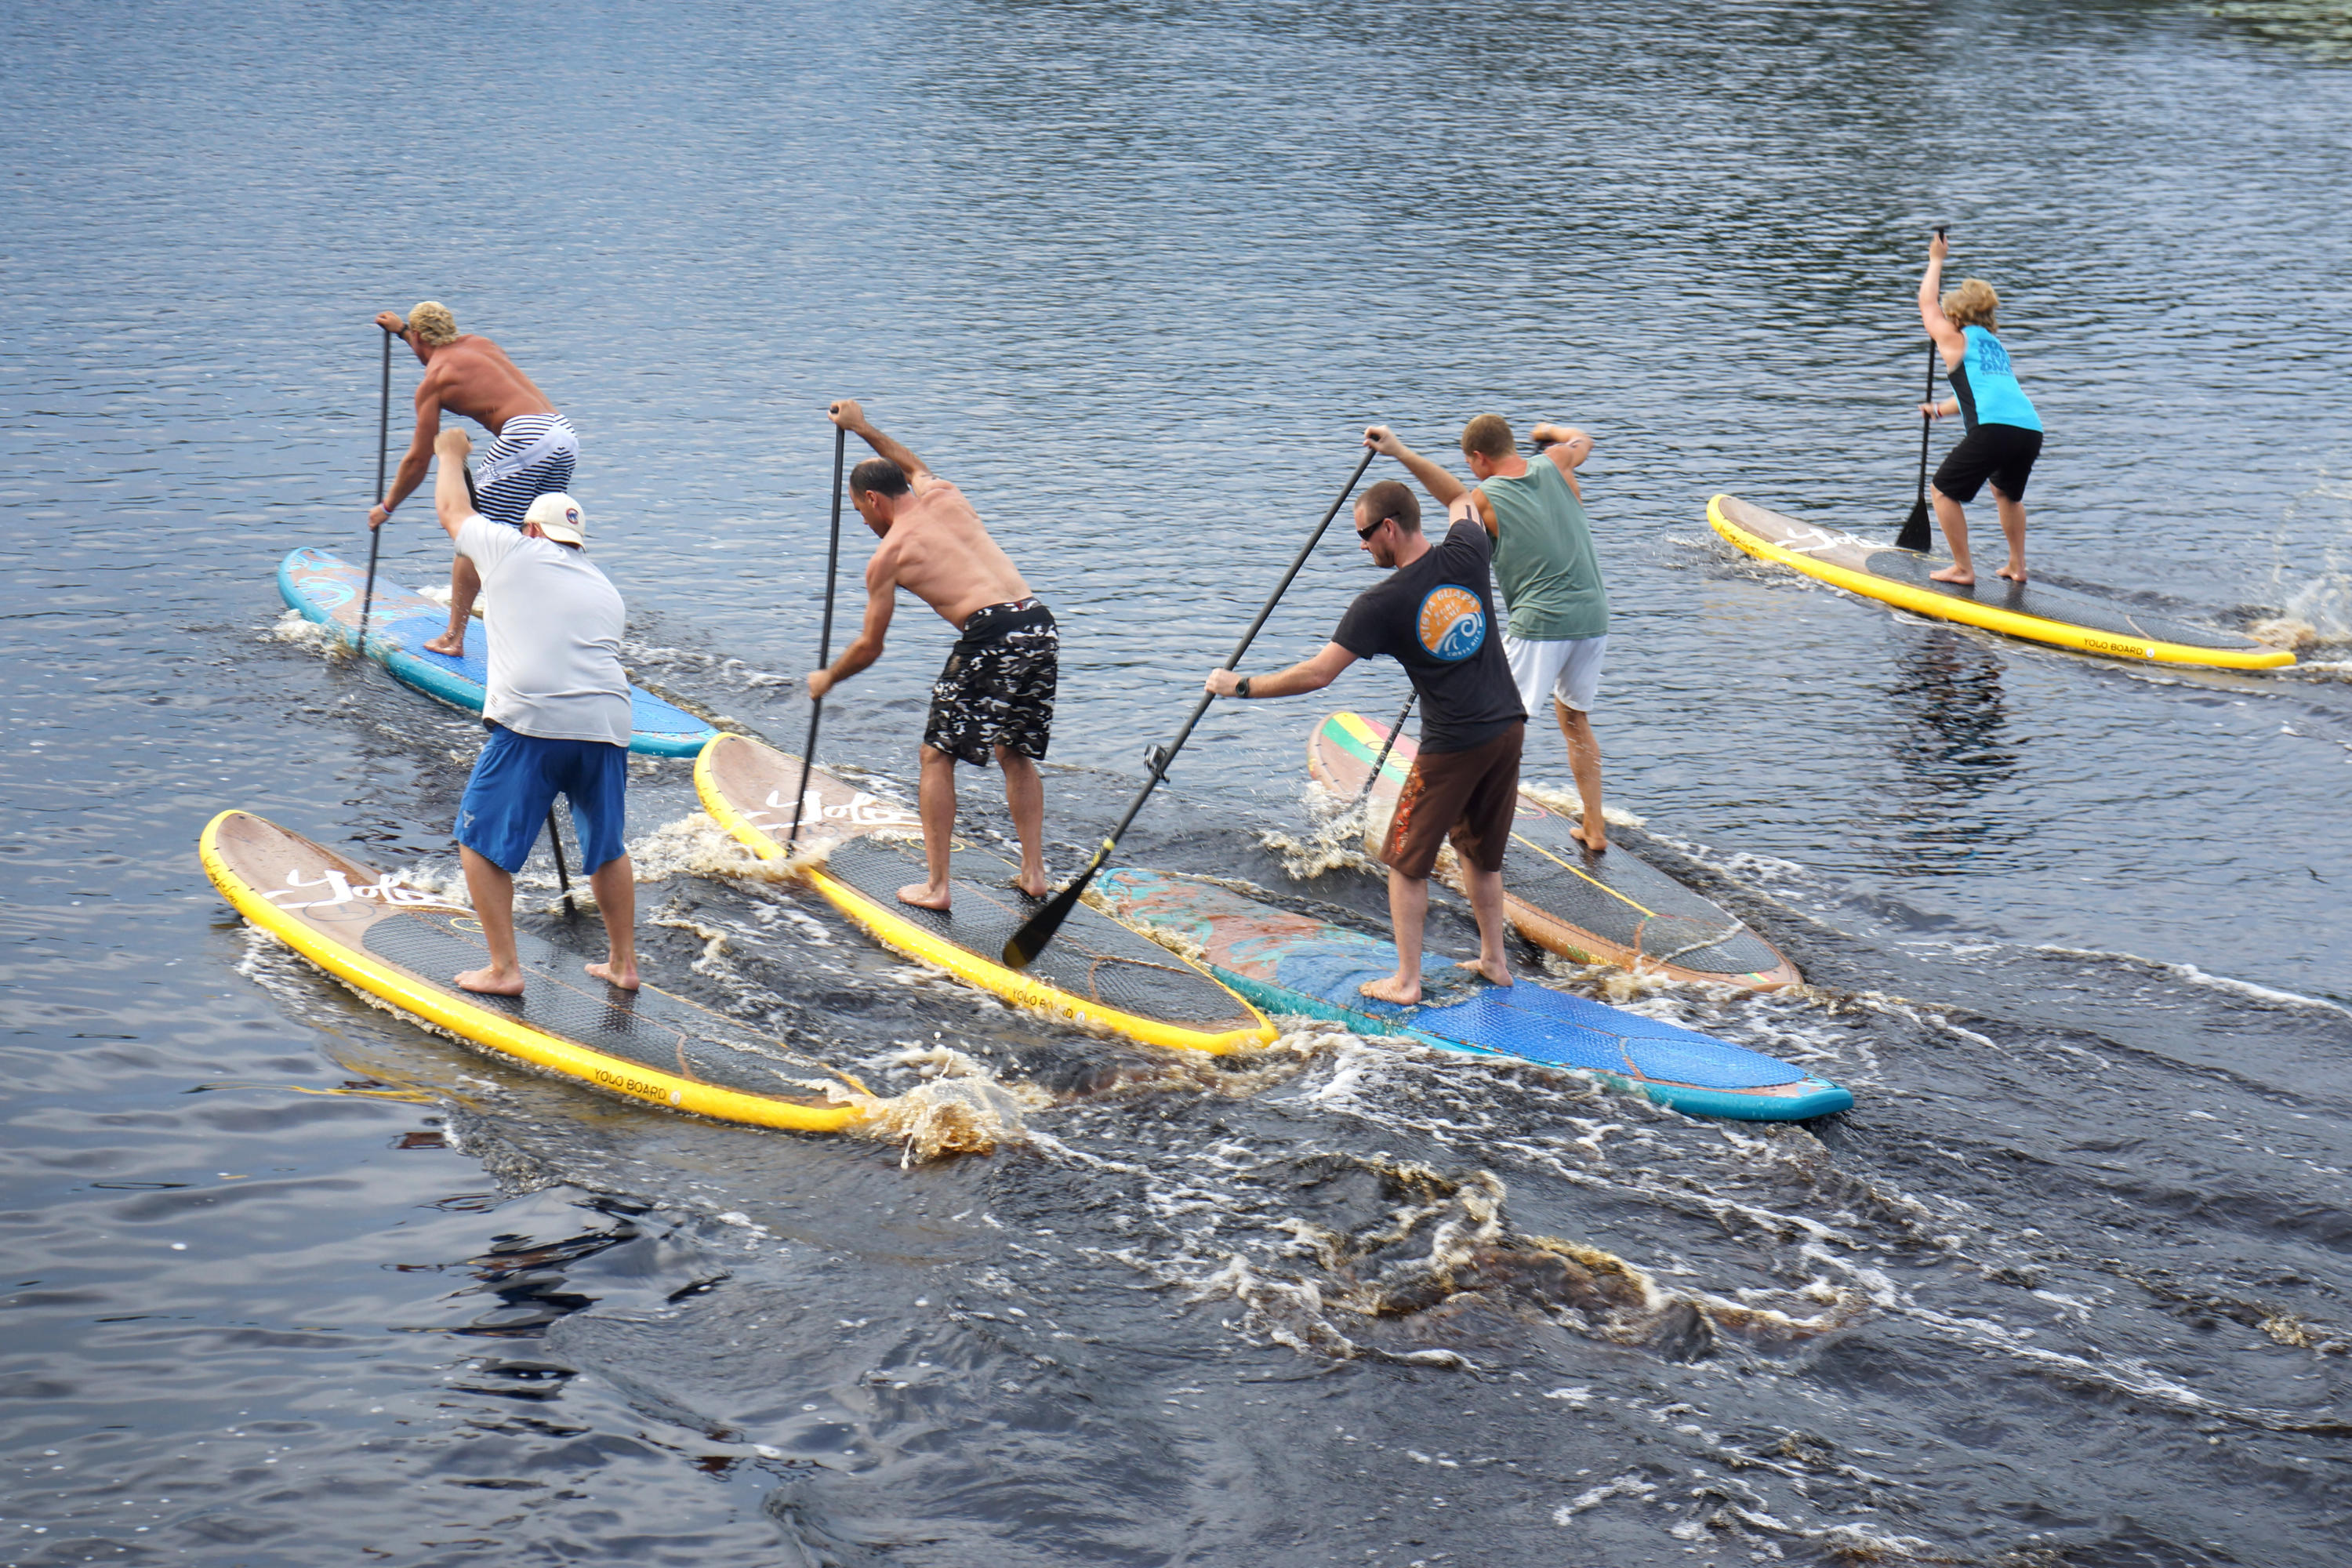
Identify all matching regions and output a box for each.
[1095,868,1852,1121]
[278,546,718,758]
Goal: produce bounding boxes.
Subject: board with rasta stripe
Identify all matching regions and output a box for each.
[695,734,1274,1054]
[1308,710,1800,992]
[1095,868,1850,1121]
[199,809,874,1133]
[1708,495,2293,671]
[277,546,720,757]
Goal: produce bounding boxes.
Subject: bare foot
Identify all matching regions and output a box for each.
[454,965,524,996]
[1456,956,1513,986]
[897,882,952,911]
[1928,564,1974,586]
[1359,973,1421,1006]
[423,629,466,657]
[1570,823,1609,855]
[586,960,640,991]
[1014,873,1051,899]
[1996,564,2027,583]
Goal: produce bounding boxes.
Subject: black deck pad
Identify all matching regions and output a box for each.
[362,913,842,1102]
[821,837,1259,1031]
[1506,814,1785,977]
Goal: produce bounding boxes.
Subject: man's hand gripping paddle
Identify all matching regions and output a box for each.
[1896,224,1950,554]
[1002,445,1380,970]
[786,424,850,855]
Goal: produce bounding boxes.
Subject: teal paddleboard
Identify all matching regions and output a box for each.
[278,546,718,759]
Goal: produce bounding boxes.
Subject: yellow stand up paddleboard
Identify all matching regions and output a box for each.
[199,810,874,1132]
[695,734,1274,1054]
[1709,494,2294,671]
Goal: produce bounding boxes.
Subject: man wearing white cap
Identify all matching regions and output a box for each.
[428,427,638,996]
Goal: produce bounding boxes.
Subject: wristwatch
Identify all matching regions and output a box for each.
[1236,676,1253,699]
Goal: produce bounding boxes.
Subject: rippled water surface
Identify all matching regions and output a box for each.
[5,1,2351,1563]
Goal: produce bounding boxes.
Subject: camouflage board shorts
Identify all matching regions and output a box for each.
[924,597,1058,766]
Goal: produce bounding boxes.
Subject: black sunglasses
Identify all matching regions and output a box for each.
[1356,514,1397,542]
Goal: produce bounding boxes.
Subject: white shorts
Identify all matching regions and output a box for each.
[1504,633,1606,716]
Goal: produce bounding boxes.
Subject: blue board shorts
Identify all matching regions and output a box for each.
[456,724,628,874]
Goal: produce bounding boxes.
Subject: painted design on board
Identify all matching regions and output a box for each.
[752,787,919,830]
[1416,584,1486,661]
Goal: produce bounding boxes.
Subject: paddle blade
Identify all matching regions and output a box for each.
[1896,497,1933,554]
[1002,858,1100,970]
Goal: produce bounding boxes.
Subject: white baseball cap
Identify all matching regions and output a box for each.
[523,492,587,546]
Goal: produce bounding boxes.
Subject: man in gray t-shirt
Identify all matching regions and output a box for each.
[427,428,638,997]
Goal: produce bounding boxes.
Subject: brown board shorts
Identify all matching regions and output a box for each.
[1381,721,1525,880]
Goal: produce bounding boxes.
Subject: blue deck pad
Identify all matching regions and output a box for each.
[278,547,717,758]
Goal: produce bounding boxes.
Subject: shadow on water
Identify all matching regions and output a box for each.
[1878,625,2029,873]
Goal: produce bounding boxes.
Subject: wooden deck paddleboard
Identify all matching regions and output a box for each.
[1308,712,1800,992]
[278,546,720,757]
[1708,494,2293,671]
[695,734,1275,1054]
[1096,869,1850,1121]
[199,809,873,1132]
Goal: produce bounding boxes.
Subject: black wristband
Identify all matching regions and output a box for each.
[1236,676,1252,699]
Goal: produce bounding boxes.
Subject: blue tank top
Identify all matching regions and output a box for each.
[1950,324,2041,433]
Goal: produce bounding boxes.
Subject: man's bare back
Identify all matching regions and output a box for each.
[872,477,1031,626]
[370,310,559,524]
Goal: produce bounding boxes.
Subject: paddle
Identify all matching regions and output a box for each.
[786,424,850,849]
[457,461,576,916]
[1003,445,1380,970]
[1896,225,1949,553]
[1348,693,1416,819]
[355,324,394,653]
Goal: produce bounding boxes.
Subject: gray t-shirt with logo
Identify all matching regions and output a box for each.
[456,515,632,749]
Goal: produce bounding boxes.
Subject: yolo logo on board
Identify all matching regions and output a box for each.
[1416,585,1486,662]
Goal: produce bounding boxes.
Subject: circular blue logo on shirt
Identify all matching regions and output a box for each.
[1417,585,1486,662]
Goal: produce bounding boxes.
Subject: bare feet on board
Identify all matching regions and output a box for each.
[1570,822,1609,854]
[586,960,640,991]
[1996,563,2027,583]
[1359,973,1421,1006]
[897,882,953,912]
[1456,956,1513,986]
[454,964,524,996]
[1928,564,1974,586]
[423,629,466,657]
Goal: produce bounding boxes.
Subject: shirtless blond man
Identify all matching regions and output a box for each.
[807,400,1058,911]
[365,302,578,658]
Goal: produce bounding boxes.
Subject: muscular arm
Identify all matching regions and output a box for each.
[1529,423,1593,499]
[829,399,934,485]
[1368,429,1466,508]
[1918,256,1965,368]
[431,430,474,541]
[1204,641,1359,699]
[376,381,443,523]
[810,559,899,697]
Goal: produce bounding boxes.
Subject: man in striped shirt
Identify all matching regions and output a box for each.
[367,301,579,657]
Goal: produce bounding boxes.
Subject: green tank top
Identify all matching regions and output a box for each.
[1479,456,1608,641]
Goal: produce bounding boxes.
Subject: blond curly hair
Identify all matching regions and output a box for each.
[1940,278,1999,331]
[406,300,459,347]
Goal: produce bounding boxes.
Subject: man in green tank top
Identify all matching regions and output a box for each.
[1368,417,1610,850]
[1465,414,1611,851]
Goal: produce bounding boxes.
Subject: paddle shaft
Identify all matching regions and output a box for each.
[787,426,849,848]
[1004,445,1379,967]
[1897,225,1949,553]
[356,327,394,650]
[1349,692,1416,815]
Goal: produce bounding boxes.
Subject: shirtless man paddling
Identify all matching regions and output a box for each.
[365,302,580,657]
[808,400,1058,911]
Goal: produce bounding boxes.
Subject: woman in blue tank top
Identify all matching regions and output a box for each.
[1916,230,2043,586]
